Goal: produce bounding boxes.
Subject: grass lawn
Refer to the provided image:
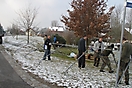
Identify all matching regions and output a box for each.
[52,47,78,61]
[52,46,94,64]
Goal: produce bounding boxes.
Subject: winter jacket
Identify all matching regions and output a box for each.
[0,26,5,37]
[101,46,114,57]
[78,38,86,53]
[53,36,57,43]
[121,42,132,63]
[93,41,105,53]
[44,38,51,50]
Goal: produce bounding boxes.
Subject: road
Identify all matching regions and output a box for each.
[0,46,33,88]
[0,45,54,88]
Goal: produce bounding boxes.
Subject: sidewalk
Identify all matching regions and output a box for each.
[0,46,33,88]
[0,45,51,88]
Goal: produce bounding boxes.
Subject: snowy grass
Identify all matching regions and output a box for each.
[2,35,132,88]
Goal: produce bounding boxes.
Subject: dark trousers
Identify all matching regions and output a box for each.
[118,61,129,83]
[0,36,2,44]
[100,56,112,71]
[94,52,101,67]
[53,44,56,49]
[43,49,51,60]
[78,51,85,68]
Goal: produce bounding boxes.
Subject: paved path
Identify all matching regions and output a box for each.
[0,47,33,88]
[0,45,53,88]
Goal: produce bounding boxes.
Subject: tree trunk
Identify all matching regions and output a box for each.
[27,29,29,44]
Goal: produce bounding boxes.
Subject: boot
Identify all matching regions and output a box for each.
[96,63,99,67]
[100,70,105,72]
[125,81,129,85]
[96,64,98,67]
[93,63,96,66]
[109,70,114,73]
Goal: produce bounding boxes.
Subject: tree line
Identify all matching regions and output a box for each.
[6,0,132,44]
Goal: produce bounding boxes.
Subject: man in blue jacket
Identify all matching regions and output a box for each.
[78,35,87,69]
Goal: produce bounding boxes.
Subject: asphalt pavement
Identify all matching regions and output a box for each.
[0,45,62,88]
[0,45,33,88]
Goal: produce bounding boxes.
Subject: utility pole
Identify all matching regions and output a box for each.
[115,0,127,88]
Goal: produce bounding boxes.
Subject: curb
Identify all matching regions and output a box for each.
[0,45,50,88]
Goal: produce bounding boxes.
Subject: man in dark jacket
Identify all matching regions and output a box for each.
[78,35,87,69]
[117,37,132,85]
[43,35,52,60]
[0,24,5,44]
[100,44,115,73]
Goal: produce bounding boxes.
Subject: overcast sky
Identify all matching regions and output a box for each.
[0,0,130,29]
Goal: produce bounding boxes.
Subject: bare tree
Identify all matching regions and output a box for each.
[126,9,132,30]
[109,5,122,42]
[63,30,78,45]
[15,4,39,43]
[7,24,20,39]
[51,20,59,27]
[126,9,132,40]
[111,5,122,28]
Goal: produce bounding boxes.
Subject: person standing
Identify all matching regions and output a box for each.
[78,35,87,69]
[43,35,47,51]
[0,23,5,44]
[43,35,47,43]
[93,37,105,67]
[53,36,57,43]
[100,44,115,73]
[117,37,132,85]
[53,36,57,49]
[43,35,52,60]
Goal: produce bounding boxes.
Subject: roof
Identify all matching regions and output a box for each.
[49,26,64,31]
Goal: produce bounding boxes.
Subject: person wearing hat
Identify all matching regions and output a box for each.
[99,44,115,73]
[117,37,132,85]
[78,35,87,69]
